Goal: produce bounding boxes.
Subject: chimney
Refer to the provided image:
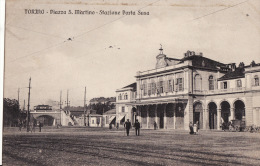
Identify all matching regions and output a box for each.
[230,63,236,71]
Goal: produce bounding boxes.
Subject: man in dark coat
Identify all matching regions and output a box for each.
[189,122,194,134]
[124,119,131,136]
[135,119,140,136]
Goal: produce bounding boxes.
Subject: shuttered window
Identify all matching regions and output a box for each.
[160,81,164,93]
[177,78,183,91]
[209,75,214,90]
[254,75,259,86]
[148,83,151,95]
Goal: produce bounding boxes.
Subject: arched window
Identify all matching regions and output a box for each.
[194,74,202,91]
[209,75,214,90]
[254,75,259,86]
[119,94,122,100]
[125,93,128,100]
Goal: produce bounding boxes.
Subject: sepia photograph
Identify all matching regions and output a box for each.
[2,0,260,165]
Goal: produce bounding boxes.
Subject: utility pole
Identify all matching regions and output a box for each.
[26,77,31,132]
[18,88,20,110]
[84,87,86,126]
[23,100,25,111]
[59,91,63,125]
[65,89,70,109]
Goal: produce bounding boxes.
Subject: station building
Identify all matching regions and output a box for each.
[115,48,260,130]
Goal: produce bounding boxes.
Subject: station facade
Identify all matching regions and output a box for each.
[115,48,260,130]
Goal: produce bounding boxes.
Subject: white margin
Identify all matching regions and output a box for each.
[0,0,5,165]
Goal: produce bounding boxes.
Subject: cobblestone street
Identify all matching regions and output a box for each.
[3,127,260,166]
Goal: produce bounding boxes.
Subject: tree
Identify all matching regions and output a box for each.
[3,98,21,127]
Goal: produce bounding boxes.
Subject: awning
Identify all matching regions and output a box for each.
[109,116,116,122]
[119,115,125,122]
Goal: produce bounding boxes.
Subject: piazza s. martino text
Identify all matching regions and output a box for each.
[24,9,149,15]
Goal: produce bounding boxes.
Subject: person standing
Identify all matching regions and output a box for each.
[39,122,42,132]
[154,121,157,130]
[18,120,22,132]
[135,119,140,136]
[193,123,197,135]
[124,119,131,136]
[189,122,194,134]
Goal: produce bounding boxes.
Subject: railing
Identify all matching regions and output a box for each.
[137,89,189,99]
[137,61,191,76]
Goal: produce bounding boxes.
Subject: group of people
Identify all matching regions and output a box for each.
[124,119,140,136]
[189,121,199,135]
[18,120,43,132]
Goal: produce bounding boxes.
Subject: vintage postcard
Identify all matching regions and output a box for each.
[2,0,260,165]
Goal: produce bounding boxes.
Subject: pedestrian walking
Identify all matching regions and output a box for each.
[154,121,157,130]
[189,122,194,134]
[124,119,131,136]
[116,123,119,130]
[135,119,140,136]
[193,123,198,135]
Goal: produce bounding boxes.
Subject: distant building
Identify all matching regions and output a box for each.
[89,97,116,105]
[116,83,137,127]
[115,48,260,130]
[103,109,116,128]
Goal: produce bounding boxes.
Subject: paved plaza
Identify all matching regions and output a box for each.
[2,127,260,166]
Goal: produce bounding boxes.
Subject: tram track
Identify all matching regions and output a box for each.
[4,135,259,166]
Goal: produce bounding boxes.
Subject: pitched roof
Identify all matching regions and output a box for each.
[218,68,245,81]
[122,83,136,91]
[181,55,227,70]
[104,109,116,115]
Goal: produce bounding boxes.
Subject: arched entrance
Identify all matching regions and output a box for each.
[221,101,230,123]
[208,102,217,129]
[36,115,55,126]
[193,102,203,129]
[132,107,137,123]
[234,100,245,121]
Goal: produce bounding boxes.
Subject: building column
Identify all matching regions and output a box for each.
[253,108,257,126]
[230,107,235,121]
[203,109,207,130]
[217,109,221,130]
[139,106,142,126]
[146,105,149,129]
[164,104,167,129]
[173,103,176,129]
[258,108,260,126]
[155,104,158,128]
[53,118,56,126]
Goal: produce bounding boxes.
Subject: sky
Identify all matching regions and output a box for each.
[3,0,260,108]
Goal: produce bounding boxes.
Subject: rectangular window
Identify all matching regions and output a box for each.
[209,80,214,90]
[255,77,259,86]
[148,83,151,95]
[160,81,164,93]
[168,80,172,92]
[143,84,147,96]
[92,120,94,124]
[222,81,227,89]
[177,78,183,91]
[237,80,242,88]
[122,106,125,113]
